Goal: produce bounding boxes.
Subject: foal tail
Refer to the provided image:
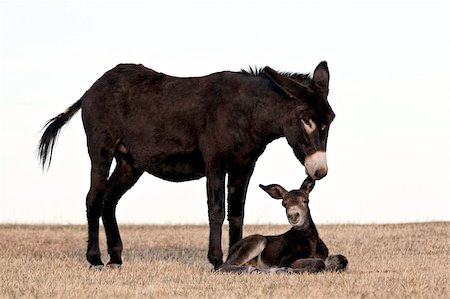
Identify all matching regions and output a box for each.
[37,99,82,170]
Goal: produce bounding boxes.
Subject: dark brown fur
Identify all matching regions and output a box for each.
[38,62,335,268]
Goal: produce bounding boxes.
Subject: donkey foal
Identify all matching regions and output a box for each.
[217,177,348,274]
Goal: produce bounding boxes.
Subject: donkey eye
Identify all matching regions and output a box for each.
[321,124,326,131]
[301,118,316,134]
[303,119,312,128]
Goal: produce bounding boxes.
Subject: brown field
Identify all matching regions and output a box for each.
[0,222,448,298]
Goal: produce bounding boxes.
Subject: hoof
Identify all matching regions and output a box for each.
[89,264,104,271]
[325,254,348,272]
[212,260,224,271]
[208,253,224,270]
[106,263,122,270]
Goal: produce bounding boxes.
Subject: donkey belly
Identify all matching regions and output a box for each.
[143,151,206,182]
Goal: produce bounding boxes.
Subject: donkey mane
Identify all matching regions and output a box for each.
[240,66,311,81]
[241,66,335,121]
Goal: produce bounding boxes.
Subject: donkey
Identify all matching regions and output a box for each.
[217,177,348,273]
[38,62,335,269]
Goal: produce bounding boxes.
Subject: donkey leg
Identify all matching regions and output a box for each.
[206,163,226,268]
[225,235,267,266]
[289,258,326,273]
[86,159,112,268]
[102,157,143,267]
[227,164,255,249]
[217,235,267,273]
[216,265,259,273]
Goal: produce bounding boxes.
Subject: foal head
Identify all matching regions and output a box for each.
[259,177,315,228]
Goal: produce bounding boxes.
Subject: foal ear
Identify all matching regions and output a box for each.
[263,66,309,99]
[300,177,316,195]
[313,61,330,95]
[259,184,287,199]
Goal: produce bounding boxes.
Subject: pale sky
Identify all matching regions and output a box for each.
[0,0,449,224]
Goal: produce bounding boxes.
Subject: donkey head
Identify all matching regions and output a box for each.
[263,62,335,180]
[259,177,315,228]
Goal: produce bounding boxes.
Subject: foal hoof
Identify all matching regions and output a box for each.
[325,254,348,272]
[89,264,104,271]
[106,263,122,270]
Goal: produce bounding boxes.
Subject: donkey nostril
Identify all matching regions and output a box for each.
[289,213,300,221]
[314,168,328,179]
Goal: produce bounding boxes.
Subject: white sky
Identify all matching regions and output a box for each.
[0,0,449,224]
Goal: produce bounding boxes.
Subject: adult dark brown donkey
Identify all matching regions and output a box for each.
[38,62,335,269]
[217,177,348,273]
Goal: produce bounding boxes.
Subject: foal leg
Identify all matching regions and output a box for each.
[216,265,259,273]
[102,157,143,268]
[217,235,267,273]
[289,258,326,273]
[227,164,255,249]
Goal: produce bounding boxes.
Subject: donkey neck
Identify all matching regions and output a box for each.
[247,78,301,143]
[286,215,319,240]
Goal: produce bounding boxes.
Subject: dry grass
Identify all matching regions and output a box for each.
[0,222,448,298]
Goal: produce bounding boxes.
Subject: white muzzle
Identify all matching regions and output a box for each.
[305,151,328,179]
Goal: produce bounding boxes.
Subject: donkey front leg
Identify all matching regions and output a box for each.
[289,258,326,273]
[227,164,255,248]
[206,166,226,268]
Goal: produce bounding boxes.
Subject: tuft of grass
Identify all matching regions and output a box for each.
[0,222,448,298]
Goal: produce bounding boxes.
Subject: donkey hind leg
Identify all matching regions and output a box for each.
[216,235,267,273]
[215,264,259,273]
[102,156,143,268]
[86,154,114,269]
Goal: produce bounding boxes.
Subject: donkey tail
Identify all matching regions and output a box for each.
[37,99,82,170]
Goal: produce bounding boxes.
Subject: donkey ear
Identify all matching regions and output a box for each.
[259,184,287,199]
[263,66,309,99]
[313,61,329,94]
[300,177,315,195]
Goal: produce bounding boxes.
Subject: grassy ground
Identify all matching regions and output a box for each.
[0,222,448,298]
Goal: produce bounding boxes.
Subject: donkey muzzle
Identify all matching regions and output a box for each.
[287,207,307,227]
[304,151,328,180]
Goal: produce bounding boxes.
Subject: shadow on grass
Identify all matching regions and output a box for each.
[124,246,206,266]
